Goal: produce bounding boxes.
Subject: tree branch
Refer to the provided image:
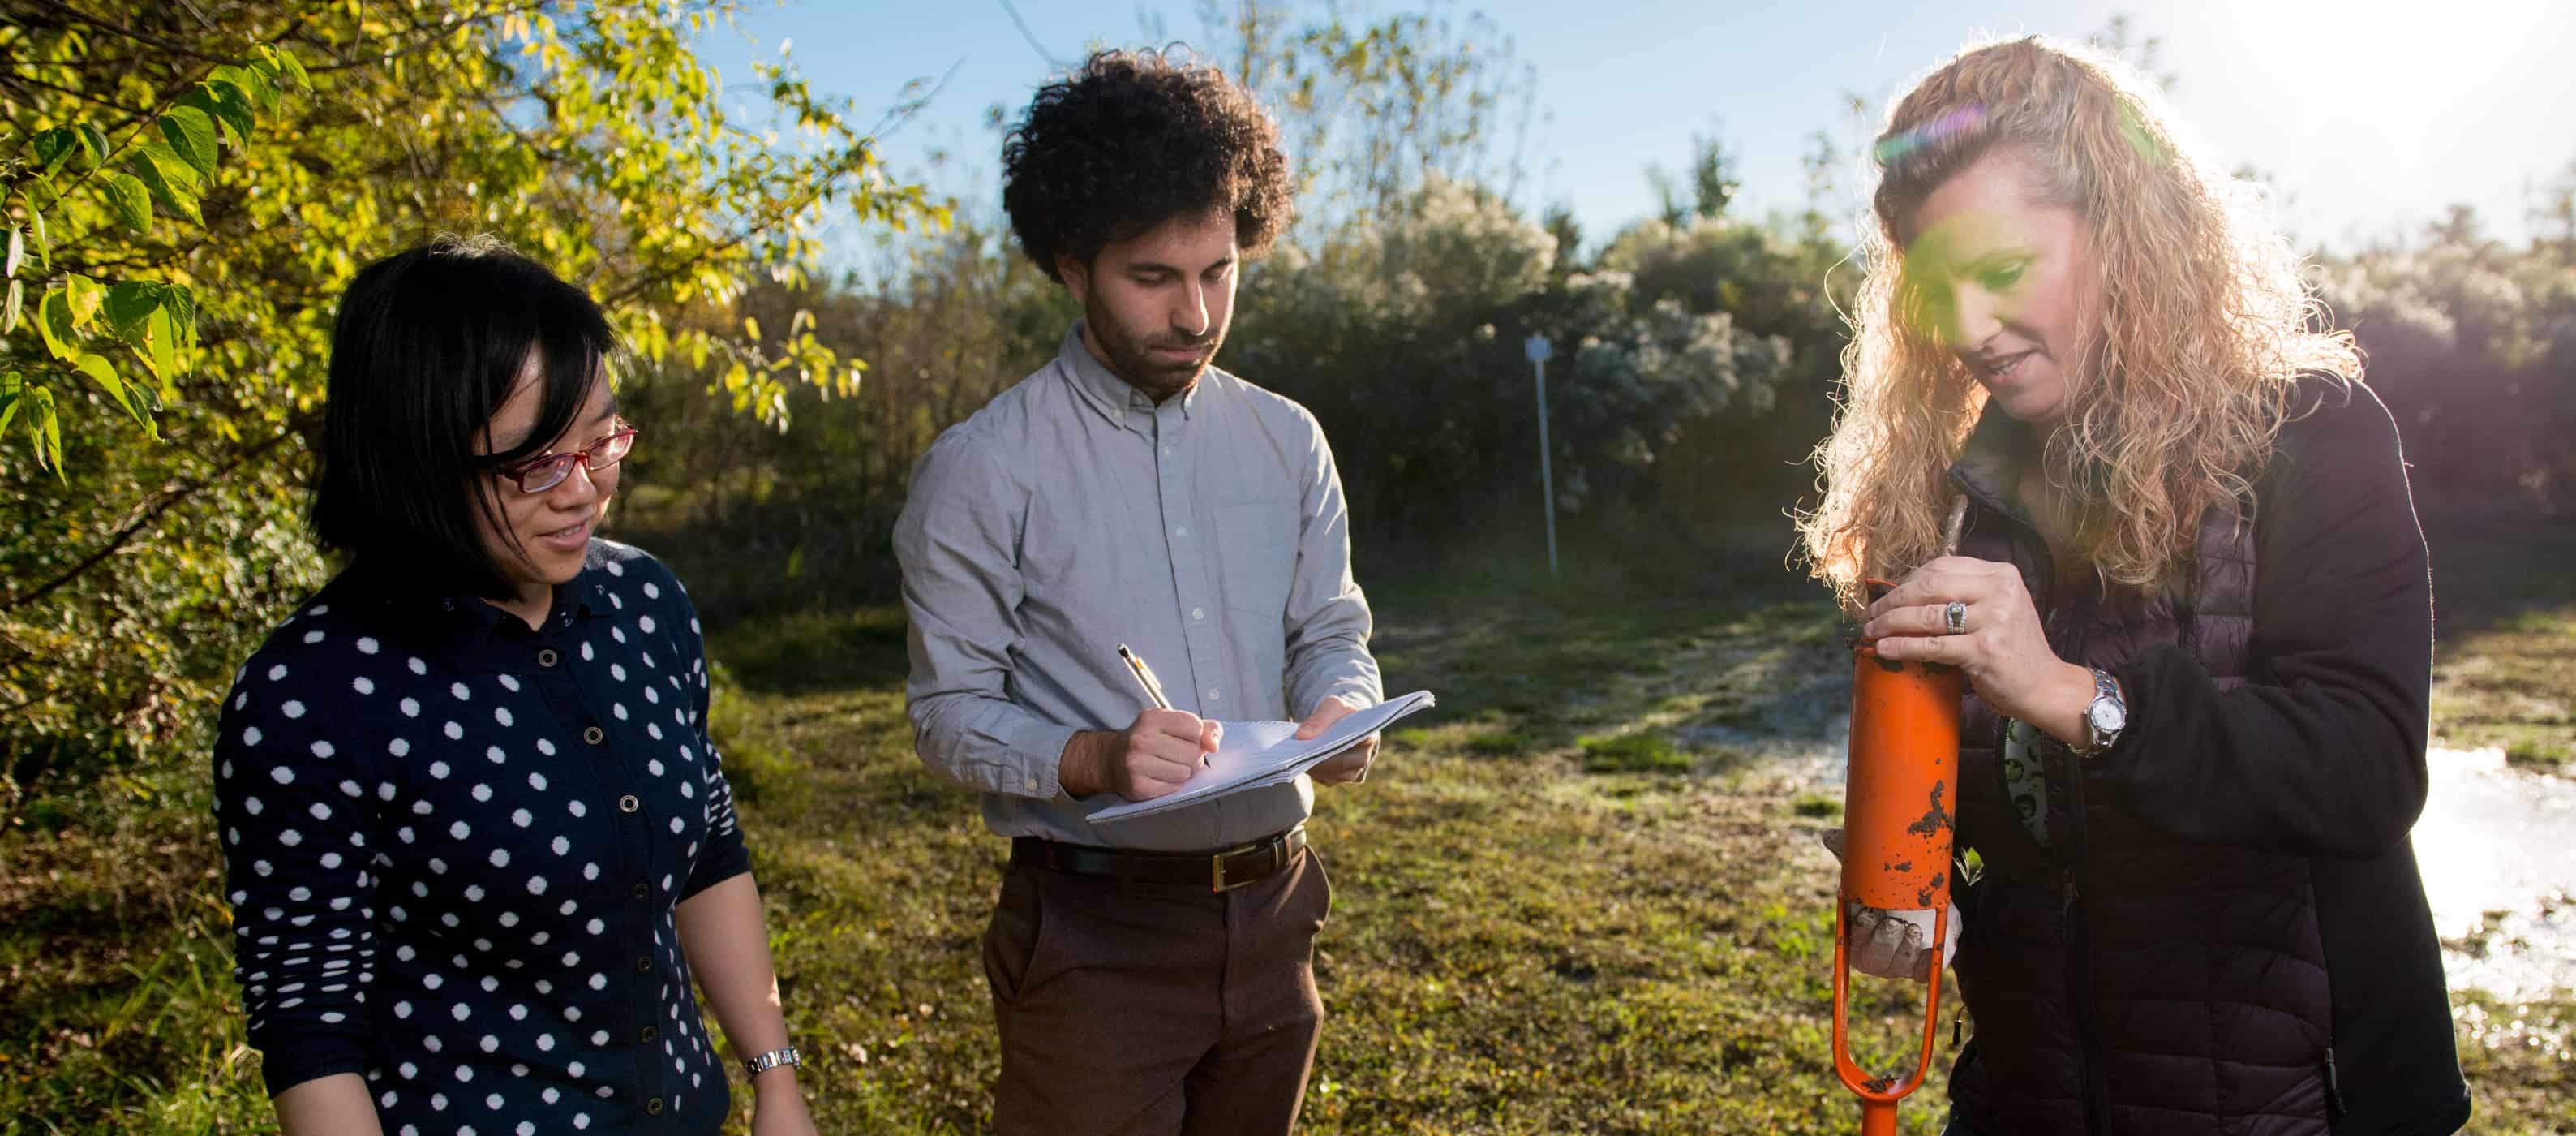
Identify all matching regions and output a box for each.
[298,0,556,75]
[28,0,238,65]
[3,429,298,613]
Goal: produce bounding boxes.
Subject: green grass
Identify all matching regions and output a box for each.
[2504,739,2571,774]
[2428,523,2576,774]
[1576,731,1694,773]
[3,524,2572,1132]
[1792,794,1844,820]
[680,556,1956,1133]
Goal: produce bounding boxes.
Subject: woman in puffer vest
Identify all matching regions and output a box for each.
[1799,36,2471,1136]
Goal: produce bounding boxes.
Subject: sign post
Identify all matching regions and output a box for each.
[1524,334,1558,576]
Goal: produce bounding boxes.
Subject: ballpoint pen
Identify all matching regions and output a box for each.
[1117,643,1208,767]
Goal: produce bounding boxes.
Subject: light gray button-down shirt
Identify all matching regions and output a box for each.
[894,322,1381,850]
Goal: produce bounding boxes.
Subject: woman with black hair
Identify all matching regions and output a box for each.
[212,236,817,1135]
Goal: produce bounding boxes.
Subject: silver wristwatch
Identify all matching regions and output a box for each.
[743,1046,802,1080]
[2075,667,2127,757]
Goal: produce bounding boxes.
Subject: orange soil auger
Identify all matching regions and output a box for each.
[1831,593,1964,1135]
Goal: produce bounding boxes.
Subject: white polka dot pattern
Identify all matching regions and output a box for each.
[212,542,745,1130]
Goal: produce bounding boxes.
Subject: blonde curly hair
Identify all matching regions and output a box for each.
[1799,36,2359,613]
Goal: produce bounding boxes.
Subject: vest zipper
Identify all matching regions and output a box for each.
[2324,1047,2346,1120]
[1953,480,2112,1130]
[2062,743,2111,1135]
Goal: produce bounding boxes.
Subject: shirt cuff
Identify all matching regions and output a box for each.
[679,830,754,902]
[2091,655,2164,781]
[256,1037,373,1099]
[1002,717,1080,800]
[1300,677,1382,718]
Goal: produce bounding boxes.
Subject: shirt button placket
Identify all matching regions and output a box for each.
[1161,404,1223,716]
[588,711,652,1064]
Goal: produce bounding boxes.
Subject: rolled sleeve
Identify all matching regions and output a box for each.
[679,588,753,900]
[895,428,1077,799]
[1282,411,1381,718]
[211,657,384,1096]
[681,749,753,898]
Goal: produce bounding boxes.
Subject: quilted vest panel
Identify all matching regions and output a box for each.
[1943,484,2333,1136]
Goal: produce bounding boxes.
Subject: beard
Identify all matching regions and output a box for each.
[1084,303,1222,402]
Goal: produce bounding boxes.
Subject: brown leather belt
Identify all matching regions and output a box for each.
[1011,826,1307,893]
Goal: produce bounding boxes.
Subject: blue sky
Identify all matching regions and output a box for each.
[694,1,2576,258]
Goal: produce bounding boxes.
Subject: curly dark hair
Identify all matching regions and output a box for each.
[1002,49,1294,282]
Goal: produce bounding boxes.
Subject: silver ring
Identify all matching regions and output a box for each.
[1944,600,1968,635]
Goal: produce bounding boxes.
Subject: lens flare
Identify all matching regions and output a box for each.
[1874,103,1986,166]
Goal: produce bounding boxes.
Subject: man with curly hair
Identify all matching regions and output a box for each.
[894,49,1382,1134]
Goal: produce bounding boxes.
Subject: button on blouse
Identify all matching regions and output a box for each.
[213,540,752,1134]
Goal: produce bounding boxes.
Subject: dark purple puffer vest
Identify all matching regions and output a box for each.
[1943,430,2336,1135]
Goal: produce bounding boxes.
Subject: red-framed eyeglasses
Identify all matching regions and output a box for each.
[492,417,639,493]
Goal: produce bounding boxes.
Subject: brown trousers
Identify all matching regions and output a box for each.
[983,846,1331,1136]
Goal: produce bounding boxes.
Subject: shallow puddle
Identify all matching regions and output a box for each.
[1797,727,2574,1000]
[2415,746,2576,1001]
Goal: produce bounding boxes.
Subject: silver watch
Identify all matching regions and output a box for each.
[2076,667,2127,757]
[743,1046,802,1080]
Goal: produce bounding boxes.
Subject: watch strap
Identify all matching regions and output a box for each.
[2076,667,2124,757]
[743,1046,801,1079]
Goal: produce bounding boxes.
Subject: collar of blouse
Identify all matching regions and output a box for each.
[332,553,615,669]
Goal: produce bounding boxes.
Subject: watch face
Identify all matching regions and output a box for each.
[2090,698,2127,734]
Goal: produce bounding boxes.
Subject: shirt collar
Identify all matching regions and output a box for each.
[337,554,607,648]
[1058,320,1198,432]
[444,579,599,629]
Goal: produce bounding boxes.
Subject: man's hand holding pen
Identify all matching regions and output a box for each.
[1059,710,1221,802]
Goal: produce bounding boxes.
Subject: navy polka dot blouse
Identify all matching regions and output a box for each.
[212,541,752,1134]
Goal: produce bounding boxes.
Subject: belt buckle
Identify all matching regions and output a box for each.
[1209,837,1267,893]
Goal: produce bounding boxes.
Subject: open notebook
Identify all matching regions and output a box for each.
[1089,689,1438,823]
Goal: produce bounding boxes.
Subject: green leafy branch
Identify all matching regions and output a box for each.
[2,41,310,475]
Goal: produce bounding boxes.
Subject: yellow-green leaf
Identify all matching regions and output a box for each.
[196,78,260,140]
[64,273,105,328]
[261,42,313,92]
[103,282,160,337]
[100,172,153,234]
[30,385,62,474]
[4,226,19,277]
[212,63,279,114]
[36,289,78,361]
[160,286,198,354]
[159,105,221,178]
[127,143,204,224]
[192,81,257,144]
[143,306,178,389]
[4,279,19,335]
[31,127,85,177]
[73,352,155,436]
